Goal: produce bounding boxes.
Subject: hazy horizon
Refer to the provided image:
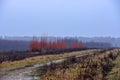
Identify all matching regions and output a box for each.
[0,0,120,37]
[0,35,120,39]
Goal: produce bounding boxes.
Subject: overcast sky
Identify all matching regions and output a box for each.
[0,0,120,37]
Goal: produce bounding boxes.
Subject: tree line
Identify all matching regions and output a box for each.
[30,37,83,51]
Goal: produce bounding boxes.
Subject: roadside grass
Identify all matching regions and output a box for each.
[105,53,120,80]
[0,49,96,69]
[39,49,120,80]
[39,64,82,80]
[39,55,104,80]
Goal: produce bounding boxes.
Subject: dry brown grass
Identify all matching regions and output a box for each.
[38,49,120,80]
[105,54,120,80]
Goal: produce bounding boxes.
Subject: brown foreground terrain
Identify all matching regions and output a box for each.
[0,49,120,80]
[38,49,120,80]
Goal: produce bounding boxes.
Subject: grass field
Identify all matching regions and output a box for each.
[0,49,119,80]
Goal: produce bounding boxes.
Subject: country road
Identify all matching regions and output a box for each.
[0,58,66,80]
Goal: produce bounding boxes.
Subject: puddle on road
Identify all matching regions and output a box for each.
[0,71,39,80]
[19,76,38,80]
[19,72,39,80]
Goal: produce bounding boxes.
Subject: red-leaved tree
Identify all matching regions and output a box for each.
[30,38,39,51]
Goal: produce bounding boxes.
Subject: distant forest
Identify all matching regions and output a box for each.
[0,37,114,52]
[0,40,30,51]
